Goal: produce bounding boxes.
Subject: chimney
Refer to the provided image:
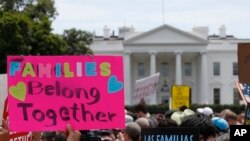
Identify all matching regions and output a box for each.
[192,26,209,39]
[219,25,226,38]
[118,25,135,38]
[103,25,110,39]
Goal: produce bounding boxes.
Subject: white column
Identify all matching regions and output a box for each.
[149,51,157,104]
[175,51,182,85]
[200,51,208,104]
[150,51,157,75]
[124,51,132,105]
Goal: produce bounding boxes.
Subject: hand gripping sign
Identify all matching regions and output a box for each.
[2,98,33,141]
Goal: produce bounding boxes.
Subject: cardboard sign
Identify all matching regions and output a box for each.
[238,43,250,85]
[7,56,125,131]
[141,127,199,141]
[131,73,160,105]
[171,85,190,110]
[236,82,250,106]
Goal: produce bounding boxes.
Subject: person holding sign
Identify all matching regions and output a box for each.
[65,124,81,141]
[0,119,9,141]
[0,122,81,141]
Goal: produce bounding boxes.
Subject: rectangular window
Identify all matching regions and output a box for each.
[213,88,220,104]
[213,62,220,76]
[137,63,145,77]
[233,88,240,105]
[233,62,238,76]
[161,63,168,77]
[184,63,192,76]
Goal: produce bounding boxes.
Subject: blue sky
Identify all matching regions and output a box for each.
[52,0,250,38]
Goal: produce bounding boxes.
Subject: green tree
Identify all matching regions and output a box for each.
[23,0,58,20]
[0,0,93,74]
[0,12,32,73]
[62,28,93,55]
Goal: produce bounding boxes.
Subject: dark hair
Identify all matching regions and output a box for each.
[80,130,101,141]
[42,131,57,141]
[179,105,188,111]
[55,133,67,141]
[157,118,178,127]
[164,110,175,118]
[180,113,217,140]
[225,114,237,121]
[135,104,147,114]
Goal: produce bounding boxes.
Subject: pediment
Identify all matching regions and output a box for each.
[123,24,208,45]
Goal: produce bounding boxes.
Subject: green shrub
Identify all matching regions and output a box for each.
[125,104,246,115]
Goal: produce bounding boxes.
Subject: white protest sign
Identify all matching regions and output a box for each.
[132,73,160,105]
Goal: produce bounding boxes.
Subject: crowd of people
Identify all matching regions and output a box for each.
[0,104,246,141]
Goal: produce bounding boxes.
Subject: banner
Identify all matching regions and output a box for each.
[238,43,250,85]
[171,85,190,110]
[141,127,199,141]
[7,56,124,131]
[131,73,160,105]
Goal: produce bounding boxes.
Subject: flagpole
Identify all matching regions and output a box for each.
[162,0,165,24]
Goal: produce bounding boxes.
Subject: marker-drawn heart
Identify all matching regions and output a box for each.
[108,75,123,93]
[9,82,26,101]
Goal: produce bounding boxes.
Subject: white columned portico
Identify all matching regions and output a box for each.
[175,51,182,85]
[200,51,208,104]
[149,51,157,104]
[124,51,132,105]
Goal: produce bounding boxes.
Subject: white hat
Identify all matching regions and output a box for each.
[202,107,213,116]
[125,115,134,125]
[171,109,195,125]
[196,108,203,113]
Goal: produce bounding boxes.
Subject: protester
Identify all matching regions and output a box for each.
[164,110,176,118]
[180,113,217,141]
[212,117,229,133]
[99,130,116,141]
[121,122,141,141]
[134,104,158,127]
[237,111,245,125]
[212,117,230,141]
[0,119,9,141]
[196,107,214,118]
[179,105,188,112]
[221,109,241,125]
[66,124,81,141]
[135,117,149,128]
[125,115,134,125]
[0,122,81,141]
[157,118,178,127]
[170,109,195,125]
[41,131,57,141]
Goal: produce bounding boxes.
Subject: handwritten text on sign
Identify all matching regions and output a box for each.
[7,56,124,131]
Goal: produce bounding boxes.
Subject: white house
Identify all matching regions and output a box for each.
[90,24,250,105]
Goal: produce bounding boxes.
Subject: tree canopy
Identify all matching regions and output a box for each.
[62,28,93,55]
[0,0,93,73]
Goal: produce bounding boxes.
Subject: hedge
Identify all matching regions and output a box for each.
[125,104,246,115]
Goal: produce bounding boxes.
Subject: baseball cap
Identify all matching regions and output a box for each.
[212,117,229,133]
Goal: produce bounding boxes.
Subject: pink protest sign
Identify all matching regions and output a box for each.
[7,56,125,132]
